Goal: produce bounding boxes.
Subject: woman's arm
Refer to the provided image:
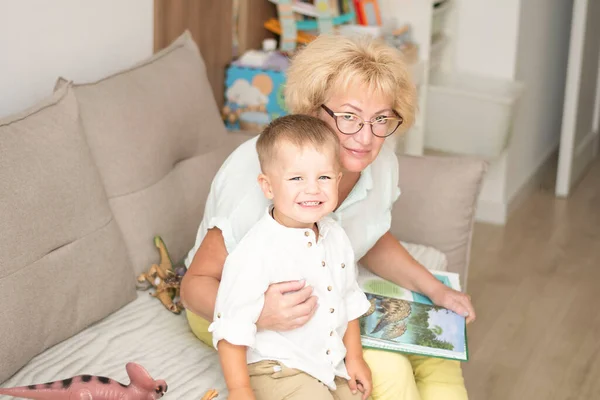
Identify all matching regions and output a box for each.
[180,228,226,321]
[180,228,319,327]
[360,231,476,323]
[360,231,439,294]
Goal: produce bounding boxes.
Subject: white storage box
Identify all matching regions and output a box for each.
[424,71,524,158]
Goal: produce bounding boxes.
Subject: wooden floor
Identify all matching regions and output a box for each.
[463,156,600,400]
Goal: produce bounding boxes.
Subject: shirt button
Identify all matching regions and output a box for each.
[217,313,221,318]
[307,242,312,248]
[304,231,310,237]
[322,261,326,267]
[326,349,331,355]
[330,331,334,336]
[330,308,335,313]
[327,286,332,291]
[341,263,345,268]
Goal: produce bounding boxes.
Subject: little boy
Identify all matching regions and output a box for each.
[208,115,372,400]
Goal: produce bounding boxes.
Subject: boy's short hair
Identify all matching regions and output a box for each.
[256,114,340,173]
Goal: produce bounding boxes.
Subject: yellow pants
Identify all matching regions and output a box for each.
[187,311,468,400]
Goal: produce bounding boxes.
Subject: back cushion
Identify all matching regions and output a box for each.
[58,31,243,274]
[0,85,136,383]
[391,155,487,290]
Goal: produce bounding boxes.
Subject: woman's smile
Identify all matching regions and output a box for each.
[343,146,371,158]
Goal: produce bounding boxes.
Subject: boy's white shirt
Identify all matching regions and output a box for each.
[208,206,371,390]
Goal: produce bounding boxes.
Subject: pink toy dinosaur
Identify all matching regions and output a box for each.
[0,362,167,400]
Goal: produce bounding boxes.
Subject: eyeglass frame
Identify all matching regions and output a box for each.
[320,104,404,138]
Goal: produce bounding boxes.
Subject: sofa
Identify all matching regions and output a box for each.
[0,31,487,398]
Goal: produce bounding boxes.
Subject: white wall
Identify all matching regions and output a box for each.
[507,0,573,202]
[446,0,571,224]
[453,0,521,80]
[556,0,600,196]
[0,0,153,118]
[379,0,433,155]
[449,0,521,224]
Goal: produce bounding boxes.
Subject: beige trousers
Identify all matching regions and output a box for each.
[248,360,370,400]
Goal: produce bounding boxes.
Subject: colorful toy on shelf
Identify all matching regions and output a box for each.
[222,36,290,131]
[315,0,334,34]
[265,0,357,49]
[0,363,167,400]
[275,0,297,51]
[353,0,381,26]
[136,236,186,314]
[263,18,316,45]
[222,64,288,131]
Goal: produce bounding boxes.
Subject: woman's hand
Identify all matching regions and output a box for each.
[429,285,476,324]
[227,387,256,400]
[345,356,372,400]
[255,280,319,331]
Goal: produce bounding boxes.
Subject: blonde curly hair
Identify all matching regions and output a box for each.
[284,34,417,134]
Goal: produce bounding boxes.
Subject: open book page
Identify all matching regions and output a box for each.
[357,266,468,361]
[357,266,462,304]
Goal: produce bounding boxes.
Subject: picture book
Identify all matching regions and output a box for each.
[357,268,469,361]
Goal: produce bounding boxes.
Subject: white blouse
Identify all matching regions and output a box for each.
[185,136,400,265]
[208,207,371,390]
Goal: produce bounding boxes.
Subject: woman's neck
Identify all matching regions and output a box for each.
[337,170,361,208]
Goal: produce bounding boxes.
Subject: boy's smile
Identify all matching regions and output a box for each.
[258,140,341,229]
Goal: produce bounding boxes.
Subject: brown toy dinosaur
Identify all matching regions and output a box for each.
[136,236,185,314]
[0,362,166,400]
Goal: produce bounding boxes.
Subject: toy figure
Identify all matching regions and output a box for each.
[200,389,218,399]
[0,363,166,400]
[136,236,186,314]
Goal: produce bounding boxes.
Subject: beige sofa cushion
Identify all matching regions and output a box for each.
[0,84,136,383]
[57,31,246,275]
[392,155,488,290]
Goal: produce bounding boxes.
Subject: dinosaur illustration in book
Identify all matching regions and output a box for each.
[371,297,412,334]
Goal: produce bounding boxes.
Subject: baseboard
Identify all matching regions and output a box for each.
[570,130,599,191]
[428,143,560,225]
[508,143,559,214]
[556,130,599,196]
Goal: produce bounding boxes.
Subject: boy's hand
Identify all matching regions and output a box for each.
[227,386,256,400]
[429,285,476,324]
[345,356,372,400]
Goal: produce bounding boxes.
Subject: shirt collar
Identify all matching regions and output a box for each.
[264,205,336,240]
[336,165,374,213]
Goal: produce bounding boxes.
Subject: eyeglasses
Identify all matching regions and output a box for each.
[321,104,403,138]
